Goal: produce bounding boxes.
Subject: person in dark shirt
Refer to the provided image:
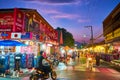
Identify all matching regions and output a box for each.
[38,51,44,69]
[38,51,51,74]
[95,53,100,66]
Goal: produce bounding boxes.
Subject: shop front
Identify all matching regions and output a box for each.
[0,8,59,78]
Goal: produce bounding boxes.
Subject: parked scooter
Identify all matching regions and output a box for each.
[30,59,57,80]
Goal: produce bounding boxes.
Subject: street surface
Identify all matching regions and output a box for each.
[0,58,120,80]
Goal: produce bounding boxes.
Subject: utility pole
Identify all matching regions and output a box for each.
[85,26,94,51]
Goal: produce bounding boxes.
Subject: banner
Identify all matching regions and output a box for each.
[14,8,24,32]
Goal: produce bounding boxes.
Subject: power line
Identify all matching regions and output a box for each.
[93,34,103,41]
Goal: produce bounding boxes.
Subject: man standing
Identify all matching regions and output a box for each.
[95,53,100,66]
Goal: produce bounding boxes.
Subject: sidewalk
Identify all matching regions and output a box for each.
[100,60,120,72]
[0,68,33,80]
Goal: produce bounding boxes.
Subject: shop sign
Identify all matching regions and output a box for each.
[14,8,24,32]
[106,28,120,42]
[114,28,120,38]
[0,13,14,32]
[105,32,113,41]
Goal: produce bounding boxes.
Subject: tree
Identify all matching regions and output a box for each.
[56,27,75,47]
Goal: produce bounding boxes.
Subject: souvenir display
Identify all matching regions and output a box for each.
[14,53,21,71]
[26,54,34,69]
[21,53,27,68]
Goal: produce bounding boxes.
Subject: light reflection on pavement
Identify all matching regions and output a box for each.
[1,58,120,80]
[21,62,120,80]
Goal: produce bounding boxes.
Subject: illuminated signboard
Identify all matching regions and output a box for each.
[114,28,120,38]
[14,8,24,32]
[0,13,14,32]
[105,28,120,42]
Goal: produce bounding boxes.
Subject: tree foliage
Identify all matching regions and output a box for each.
[56,27,75,47]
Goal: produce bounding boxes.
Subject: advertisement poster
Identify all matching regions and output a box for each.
[25,14,40,34]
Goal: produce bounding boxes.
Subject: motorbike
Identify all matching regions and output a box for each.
[29,59,57,80]
[51,58,59,67]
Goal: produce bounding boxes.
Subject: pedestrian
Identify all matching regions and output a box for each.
[72,51,76,61]
[95,53,100,66]
[77,51,80,62]
[85,53,94,71]
[68,57,76,70]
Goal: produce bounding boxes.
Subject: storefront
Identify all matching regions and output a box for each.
[0,8,58,77]
[103,3,120,54]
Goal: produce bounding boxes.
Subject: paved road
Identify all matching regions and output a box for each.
[21,62,120,80]
[1,58,120,80]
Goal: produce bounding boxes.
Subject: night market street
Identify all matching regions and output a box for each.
[0,1,120,80]
[1,58,120,80]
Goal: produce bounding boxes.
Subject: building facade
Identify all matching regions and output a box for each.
[0,8,59,55]
[103,3,120,53]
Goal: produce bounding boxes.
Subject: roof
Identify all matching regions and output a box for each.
[0,8,36,12]
[103,3,120,23]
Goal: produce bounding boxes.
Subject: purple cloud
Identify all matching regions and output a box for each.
[51,14,75,19]
[41,9,60,14]
[41,9,80,20]
[22,0,81,5]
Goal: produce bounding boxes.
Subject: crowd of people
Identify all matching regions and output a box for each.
[37,50,101,72]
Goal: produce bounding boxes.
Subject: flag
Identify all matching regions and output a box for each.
[59,31,63,45]
[11,32,21,39]
[21,32,32,39]
[0,32,11,39]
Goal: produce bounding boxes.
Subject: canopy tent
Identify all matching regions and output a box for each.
[0,40,27,46]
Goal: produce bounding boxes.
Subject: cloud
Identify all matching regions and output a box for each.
[78,19,90,23]
[51,14,79,19]
[41,9,60,14]
[41,9,80,20]
[23,0,81,5]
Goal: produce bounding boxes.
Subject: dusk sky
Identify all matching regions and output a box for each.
[0,0,120,43]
